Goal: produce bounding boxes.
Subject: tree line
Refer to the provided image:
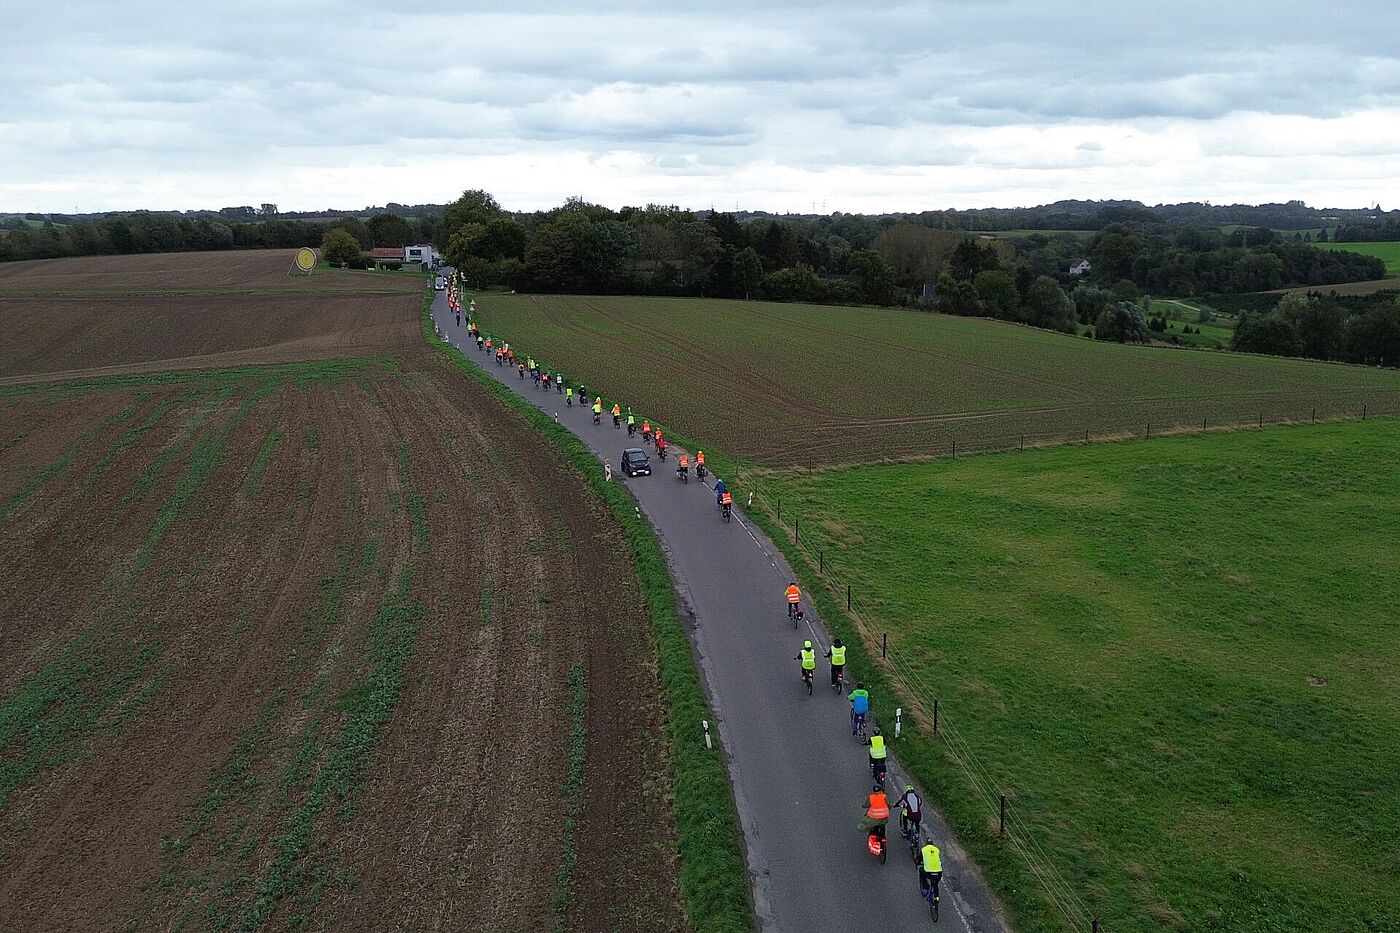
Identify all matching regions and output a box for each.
[0,211,436,264]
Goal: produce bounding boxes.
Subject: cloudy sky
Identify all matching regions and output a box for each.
[4,0,1398,214]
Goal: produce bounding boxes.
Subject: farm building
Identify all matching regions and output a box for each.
[370,247,404,267]
[1069,259,1091,276]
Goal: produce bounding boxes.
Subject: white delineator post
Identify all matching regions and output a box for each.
[703,720,713,750]
[895,707,902,739]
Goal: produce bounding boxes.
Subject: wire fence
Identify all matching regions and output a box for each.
[768,401,1399,474]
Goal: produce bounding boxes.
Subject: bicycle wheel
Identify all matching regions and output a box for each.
[806,675,813,696]
[931,896,938,923]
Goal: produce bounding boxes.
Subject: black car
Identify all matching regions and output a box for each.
[621,447,651,477]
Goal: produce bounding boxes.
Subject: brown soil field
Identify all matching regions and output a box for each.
[0,250,426,385]
[0,356,688,932]
[0,249,427,296]
[0,295,421,384]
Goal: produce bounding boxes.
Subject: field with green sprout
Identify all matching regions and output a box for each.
[471,294,1400,465]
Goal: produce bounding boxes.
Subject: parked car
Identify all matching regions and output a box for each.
[621,447,651,477]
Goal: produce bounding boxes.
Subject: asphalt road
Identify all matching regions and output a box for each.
[432,290,1009,932]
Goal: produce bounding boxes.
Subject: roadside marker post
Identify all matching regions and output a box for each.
[702,720,713,750]
[895,707,902,739]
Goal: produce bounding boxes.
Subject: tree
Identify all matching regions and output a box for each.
[848,249,897,304]
[367,213,415,248]
[1229,252,1285,292]
[1231,313,1303,356]
[1277,292,1346,360]
[320,228,362,266]
[947,238,1000,281]
[734,247,763,299]
[973,268,1020,320]
[1344,302,1400,365]
[935,271,981,316]
[1094,302,1151,343]
[1090,224,1145,281]
[1023,276,1077,332]
[1070,283,1115,325]
[328,217,372,250]
[438,189,503,248]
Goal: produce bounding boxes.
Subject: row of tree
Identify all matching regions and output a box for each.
[1232,293,1400,365]
[0,211,436,264]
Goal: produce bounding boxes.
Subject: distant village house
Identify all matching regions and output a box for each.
[1068,259,1091,276]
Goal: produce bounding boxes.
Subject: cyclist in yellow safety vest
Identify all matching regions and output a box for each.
[824,638,846,686]
[920,842,943,902]
[797,640,816,675]
[592,399,602,415]
[869,728,888,783]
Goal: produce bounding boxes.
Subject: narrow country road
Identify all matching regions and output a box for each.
[432,289,1009,932]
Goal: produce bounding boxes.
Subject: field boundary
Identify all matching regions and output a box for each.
[421,298,754,933]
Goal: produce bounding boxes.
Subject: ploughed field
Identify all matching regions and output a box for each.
[0,250,425,384]
[471,294,1400,465]
[0,359,686,924]
[749,423,1400,932]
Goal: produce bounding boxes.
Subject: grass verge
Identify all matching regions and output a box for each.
[423,297,753,933]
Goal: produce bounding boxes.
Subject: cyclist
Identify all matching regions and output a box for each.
[824,637,846,687]
[656,435,668,460]
[611,402,622,427]
[795,639,816,685]
[713,477,727,507]
[860,784,890,848]
[566,386,574,406]
[785,582,801,619]
[869,728,888,785]
[895,784,923,841]
[696,449,707,479]
[642,420,652,443]
[919,840,943,903]
[592,398,603,424]
[677,453,689,479]
[848,682,870,736]
[627,410,636,435]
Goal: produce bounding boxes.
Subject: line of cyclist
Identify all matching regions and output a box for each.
[792,583,944,908]
[455,295,945,911]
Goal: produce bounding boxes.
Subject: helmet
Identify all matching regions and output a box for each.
[872,785,882,793]
[833,638,843,647]
[905,784,914,793]
[857,682,865,690]
[803,640,812,649]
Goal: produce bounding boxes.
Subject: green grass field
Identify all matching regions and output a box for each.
[471,294,1400,464]
[1315,241,1400,276]
[750,422,1400,932]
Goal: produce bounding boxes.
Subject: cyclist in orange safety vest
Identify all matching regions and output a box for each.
[860,786,890,834]
[786,583,801,618]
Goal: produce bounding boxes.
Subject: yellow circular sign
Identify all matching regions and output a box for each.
[294,248,317,272]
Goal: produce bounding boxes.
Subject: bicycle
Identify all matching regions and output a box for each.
[870,758,887,791]
[800,667,813,696]
[852,711,868,742]
[792,607,804,631]
[831,665,846,694]
[922,875,941,923]
[901,815,922,864]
